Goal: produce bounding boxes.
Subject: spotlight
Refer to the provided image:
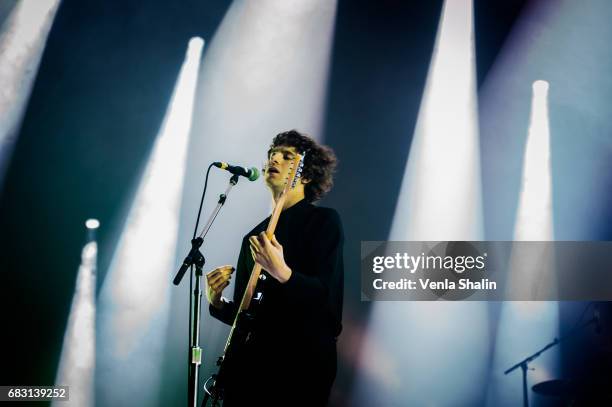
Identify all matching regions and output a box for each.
[85,218,100,230]
[188,37,204,58]
[532,79,549,94]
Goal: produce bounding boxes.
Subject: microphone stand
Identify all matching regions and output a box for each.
[504,314,599,407]
[173,174,240,407]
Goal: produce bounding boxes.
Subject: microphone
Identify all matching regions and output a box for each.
[213,162,260,181]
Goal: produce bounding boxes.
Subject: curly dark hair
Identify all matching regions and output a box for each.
[268,130,337,202]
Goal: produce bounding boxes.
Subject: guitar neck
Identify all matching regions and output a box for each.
[222,194,287,354]
[238,193,287,312]
[222,152,303,355]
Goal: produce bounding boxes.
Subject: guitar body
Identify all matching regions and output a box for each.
[208,280,264,403]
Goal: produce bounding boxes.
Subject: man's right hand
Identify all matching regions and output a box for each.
[206,265,235,309]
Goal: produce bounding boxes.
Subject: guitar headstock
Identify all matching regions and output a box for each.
[281,152,305,195]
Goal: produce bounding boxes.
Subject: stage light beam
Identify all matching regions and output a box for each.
[513,80,553,243]
[0,0,62,191]
[487,80,559,406]
[52,222,98,407]
[97,37,204,407]
[389,0,482,242]
[353,1,488,405]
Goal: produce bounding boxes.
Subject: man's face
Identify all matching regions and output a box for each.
[265,145,299,190]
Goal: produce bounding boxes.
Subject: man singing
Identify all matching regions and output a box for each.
[206,130,344,406]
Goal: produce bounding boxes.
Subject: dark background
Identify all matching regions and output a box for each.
[2,0,610,405]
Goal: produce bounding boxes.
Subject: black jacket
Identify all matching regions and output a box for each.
[209,199,344,405]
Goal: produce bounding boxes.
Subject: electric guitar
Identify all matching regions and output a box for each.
[204,152,305,405]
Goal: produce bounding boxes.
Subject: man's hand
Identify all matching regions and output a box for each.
[206,265,234,309]
[249,233,292,283]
